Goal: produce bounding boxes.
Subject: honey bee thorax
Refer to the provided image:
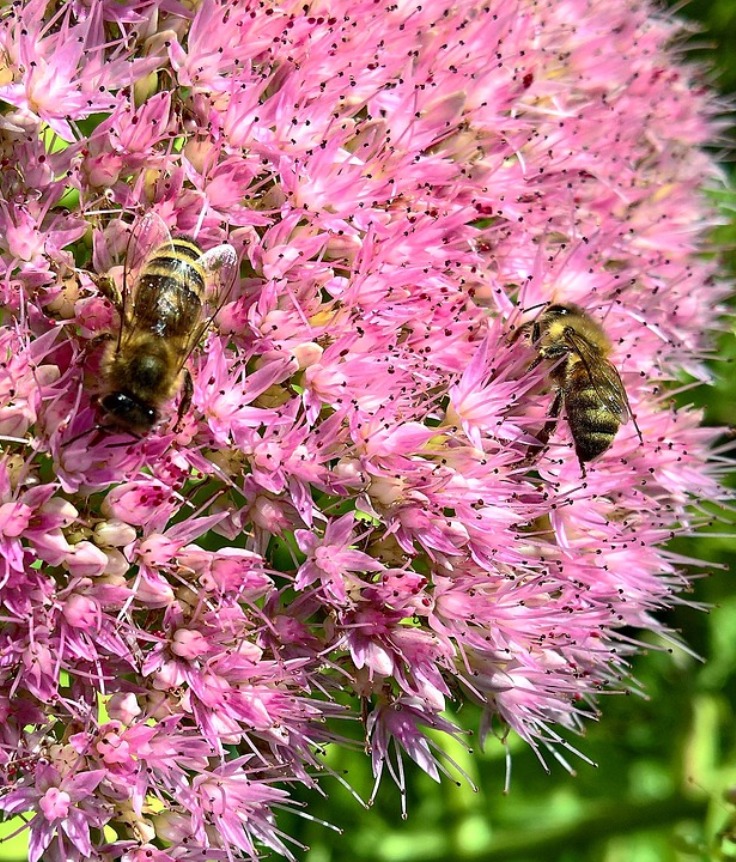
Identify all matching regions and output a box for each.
[108,342,178,395]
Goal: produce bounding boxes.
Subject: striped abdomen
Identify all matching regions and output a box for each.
[133,238,205,338]
[563,365,622,462]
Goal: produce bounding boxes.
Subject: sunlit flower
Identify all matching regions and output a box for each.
[0,0,727,859]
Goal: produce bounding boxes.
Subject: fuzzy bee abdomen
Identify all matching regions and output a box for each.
[134,274,202,337]
[564,383,622,462]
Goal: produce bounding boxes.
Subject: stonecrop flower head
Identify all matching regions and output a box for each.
[0,0,727,859]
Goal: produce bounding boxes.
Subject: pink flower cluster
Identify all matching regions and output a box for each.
[0,0,726,859]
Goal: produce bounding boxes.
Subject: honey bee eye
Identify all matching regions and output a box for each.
[546,304,570,315]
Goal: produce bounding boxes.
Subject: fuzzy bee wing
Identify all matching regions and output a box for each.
[125,213,173,279]
[175,242,239,369]
[198,243,239,305]
[563,328,632,420]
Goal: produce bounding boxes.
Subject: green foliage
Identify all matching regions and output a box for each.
[676,0,736,95]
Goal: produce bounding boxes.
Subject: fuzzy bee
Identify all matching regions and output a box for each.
[517,303,642,467]
[97,214,237,434]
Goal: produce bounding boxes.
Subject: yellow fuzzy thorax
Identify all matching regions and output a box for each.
[542,308,612,358]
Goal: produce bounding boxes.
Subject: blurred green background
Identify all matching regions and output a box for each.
[1,1,734,861]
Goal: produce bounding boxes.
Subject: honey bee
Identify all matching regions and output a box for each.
[517,303,642,467]
[97,214,237,434]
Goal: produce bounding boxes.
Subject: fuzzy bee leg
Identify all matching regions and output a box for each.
[78,331,115,372]
[525,353,544,374]
[533,389,563,450]
[85,331,115,351]
[174,369,194,432]
[519,390,563,468]
[95,275,123,312]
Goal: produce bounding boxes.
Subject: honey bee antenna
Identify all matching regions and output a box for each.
[61,424,104,449]
[519,301,549,314]
[60,410,141,449]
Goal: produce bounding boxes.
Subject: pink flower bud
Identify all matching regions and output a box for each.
[6,207,43,261]
[171,629,210,659]
[0,501,31,537]
[85,153,123,188]
[40,497,79,528]
[290,341,323,369]
[65,541,108,578]
[152,811,194,844]
[137,534,180,566]
[102,482,176,528]
[103,548,130,578]
[134,570,175,607]
[107,693,141,724]
[93,520,137,548]
[183,138,216,174]
[252,496,291,533]
[39,787,71,821]
[62,594,99,628]
[73,295,116,339]
[33,530,72,566]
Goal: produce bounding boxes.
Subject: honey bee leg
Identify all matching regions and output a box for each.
[95,275,123,312]
[80,331,114,363]
[526,354,543,374]
[62,424,106,449]
[535,389,563,447]
[173,369,194,433]
[525,342,565,375]
[87,331,114,347]
[632,415,644,446]
[520,390,563,468]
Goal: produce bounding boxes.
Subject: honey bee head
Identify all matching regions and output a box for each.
[536,302,610,355]
[536,303,579,338]
[99,392,159,433]
[98,343,171,433]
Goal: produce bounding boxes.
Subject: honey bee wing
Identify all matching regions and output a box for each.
[176,242,239,369]
[198,243,239,304]
[119,213,174,348]
[601,361,635,423]
[123,212,173,290]
[563,329,631,420]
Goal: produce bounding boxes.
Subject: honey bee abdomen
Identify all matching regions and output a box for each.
[572,426,616,462]
[140,246,205,287]
[134,274,202,337]
[564,383,621,462]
